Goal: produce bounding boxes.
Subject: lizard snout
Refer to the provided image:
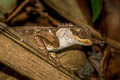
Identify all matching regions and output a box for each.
[74,36,93,46]
[79,39,93,46]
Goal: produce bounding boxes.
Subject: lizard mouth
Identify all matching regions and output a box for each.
[74,36,93,46]
[78,39,93,46]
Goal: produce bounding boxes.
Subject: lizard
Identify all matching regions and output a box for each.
[33,24,93,64]
[14,23,93,64]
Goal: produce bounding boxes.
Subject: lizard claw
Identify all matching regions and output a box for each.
[48,52,61,67]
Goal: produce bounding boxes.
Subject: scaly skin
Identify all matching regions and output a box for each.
[34,24,93,52]
[15,24,93,65]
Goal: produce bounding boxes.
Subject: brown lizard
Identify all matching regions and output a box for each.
[14,24,93,64]
[32,24,93,64]
[34,24,92,51]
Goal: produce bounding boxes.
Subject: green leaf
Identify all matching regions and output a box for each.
[0,0,16,13]
[0,0,16,20]
[90,0,102,22]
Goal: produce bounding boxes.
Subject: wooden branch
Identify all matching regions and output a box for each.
[5,0,30,22]
[0,33,80,80]
[106,38,120,50]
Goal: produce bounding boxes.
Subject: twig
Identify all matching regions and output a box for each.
[34,0,61,26]
[106,38,120,50]
[89,25,120,50]
[5,0,30,22]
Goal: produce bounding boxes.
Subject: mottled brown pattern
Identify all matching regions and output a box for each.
[70,26,91,39]
[14,24,92,52]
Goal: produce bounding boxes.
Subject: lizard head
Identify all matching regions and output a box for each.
[70,26,93,46]
[57,24,93,46]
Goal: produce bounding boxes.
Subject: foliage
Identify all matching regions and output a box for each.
[90,0,102,22]
[0,0,16,19]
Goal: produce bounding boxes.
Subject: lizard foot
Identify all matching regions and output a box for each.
[47,52,61,67]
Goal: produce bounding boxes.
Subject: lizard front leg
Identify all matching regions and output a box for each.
[34,35,61,66]
[34,35,48,54]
